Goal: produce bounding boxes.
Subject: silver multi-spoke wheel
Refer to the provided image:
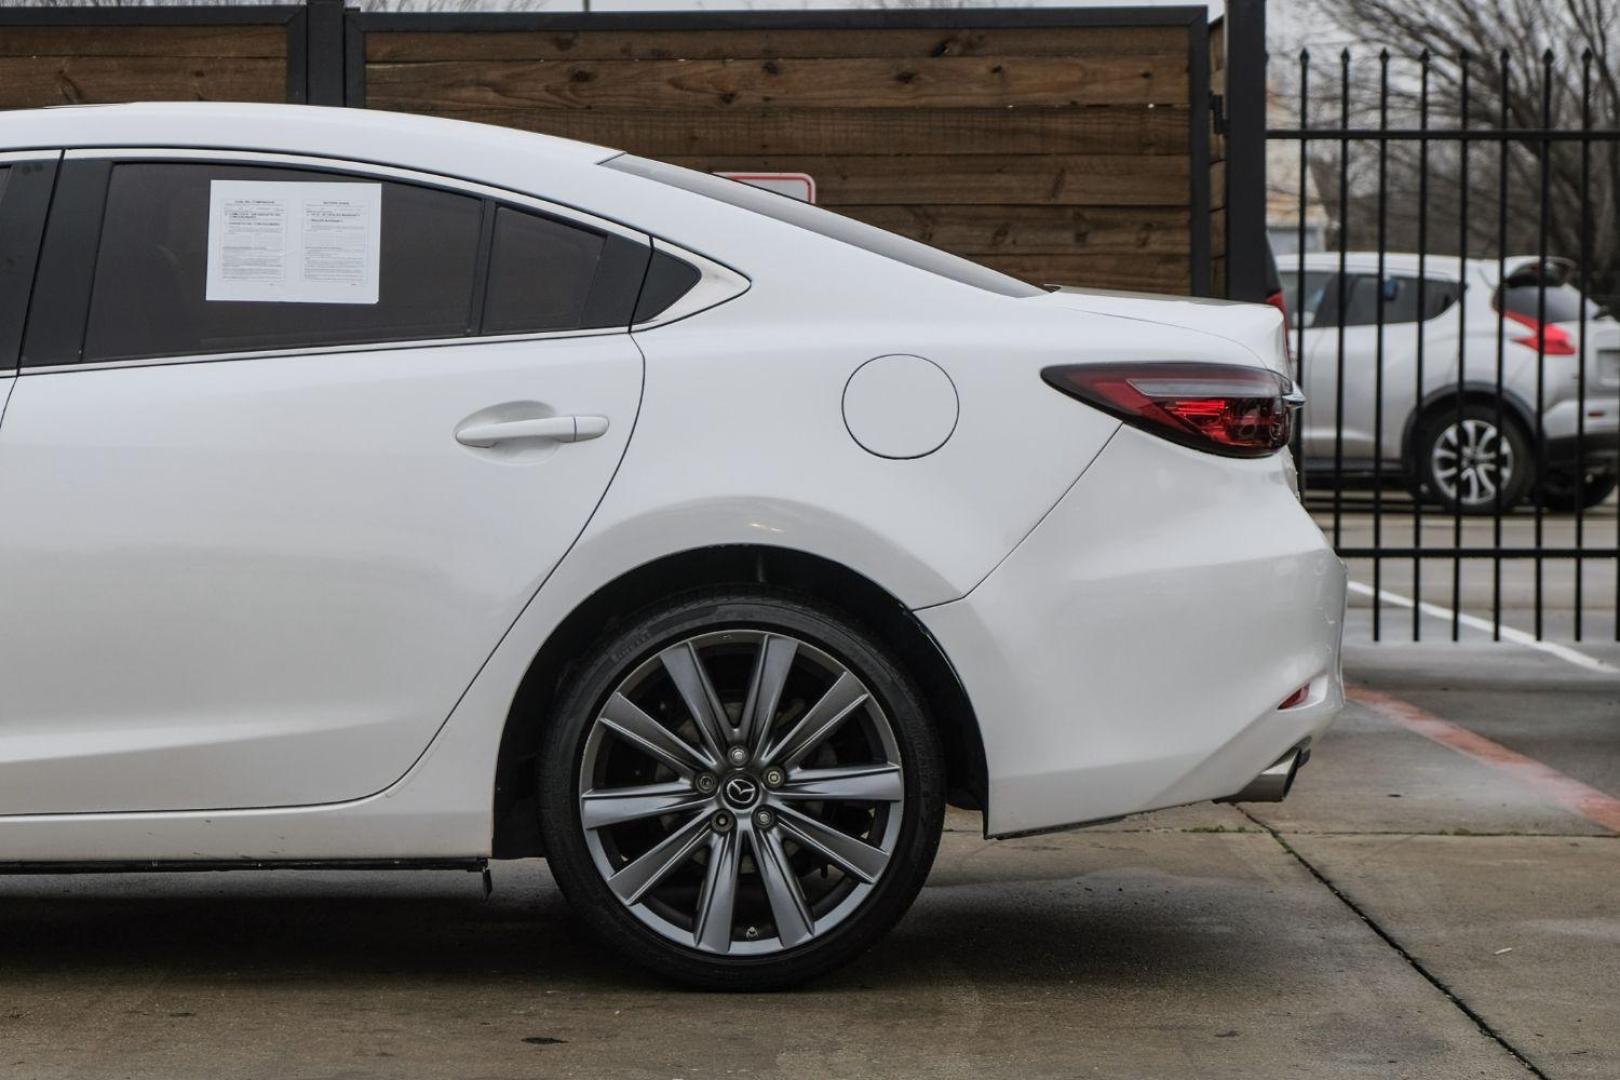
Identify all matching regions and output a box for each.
[1430,417,1516,509]
[577,630,905,957]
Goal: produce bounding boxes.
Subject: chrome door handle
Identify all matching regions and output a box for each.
[455,415,609,448]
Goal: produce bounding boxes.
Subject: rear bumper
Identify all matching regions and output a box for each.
[920,426,1347,837]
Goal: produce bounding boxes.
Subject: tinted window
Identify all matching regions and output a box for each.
[1280,270,1333,324]
[1498,283,1600,324]
[481,205,606,335]
[1320,274,1461,328]
[633,249,702,323]
[605,154,1042,299]
[0,167,10,207]
[1420,279,1462,320]
[1342,275,1419,326]
[83,162,482,362]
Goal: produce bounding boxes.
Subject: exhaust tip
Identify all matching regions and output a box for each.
[1217,746,1307,804]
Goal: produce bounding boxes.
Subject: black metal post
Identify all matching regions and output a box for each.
[1223,0,1268,301]
[306,0,346,107]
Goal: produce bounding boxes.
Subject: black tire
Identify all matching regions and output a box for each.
[537,587,945,990]
[1417,403,1533,514]
[1537,470,1618,513]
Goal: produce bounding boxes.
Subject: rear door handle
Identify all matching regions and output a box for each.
[455,415,609,448]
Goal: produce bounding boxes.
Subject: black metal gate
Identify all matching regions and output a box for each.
[1269,48,1620,642]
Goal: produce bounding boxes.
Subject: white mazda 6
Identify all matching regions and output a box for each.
[0,104,1346,988]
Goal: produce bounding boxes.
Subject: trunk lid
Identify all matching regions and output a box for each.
[1035,287,1291,378]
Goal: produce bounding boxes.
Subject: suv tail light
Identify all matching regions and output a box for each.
[1041,362,1300,458]
[1500,307,1577,356]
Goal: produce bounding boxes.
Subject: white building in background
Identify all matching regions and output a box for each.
[1267,134,1329,255]
[1266,77,1329,255]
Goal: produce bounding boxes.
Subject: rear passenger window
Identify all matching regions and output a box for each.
[83,163,483,362]
[481,205,605,335]
[0,167,10,206]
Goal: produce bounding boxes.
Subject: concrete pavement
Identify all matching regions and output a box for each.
[0,644,1615,1079]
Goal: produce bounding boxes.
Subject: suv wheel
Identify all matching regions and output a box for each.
[1538,469,1618,512]
[538,588,945,990]
[1419,405,1532,514]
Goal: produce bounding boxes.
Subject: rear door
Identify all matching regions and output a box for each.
[0,151,648,815]
[1302,272,1425,465]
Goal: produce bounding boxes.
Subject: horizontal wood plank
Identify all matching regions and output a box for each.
[836,205,1189,254]
[365,55,1189,111]
[662,155,1189,207]
[391,104,1189,156]
[0,26,286,59]
[367,26,1186,63]
[973,252,1190,293]
[0,56,285,107]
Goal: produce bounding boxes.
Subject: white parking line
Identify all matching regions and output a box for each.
[1347,579,1620,676]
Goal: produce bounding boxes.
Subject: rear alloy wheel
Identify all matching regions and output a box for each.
[1538,469,1618,513]
[538,591,943,989]
[1419,405,1532,514]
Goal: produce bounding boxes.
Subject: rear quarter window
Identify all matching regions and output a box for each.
[1497,283,1600,324]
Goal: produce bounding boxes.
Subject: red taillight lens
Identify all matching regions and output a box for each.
[1041,362,1298,458]
[1501,308,1577,356]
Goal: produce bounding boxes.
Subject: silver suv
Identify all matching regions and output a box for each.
[1282,253,1620,512]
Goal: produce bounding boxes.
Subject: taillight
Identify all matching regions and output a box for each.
[1501,308,1577,356]
[1041,362,1299,458]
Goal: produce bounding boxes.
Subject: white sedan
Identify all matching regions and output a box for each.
[0,104,1346,989]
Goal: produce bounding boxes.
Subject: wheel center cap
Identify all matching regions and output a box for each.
[721,773,761,810]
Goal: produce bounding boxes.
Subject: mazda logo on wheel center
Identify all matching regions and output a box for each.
[722,775,761,809]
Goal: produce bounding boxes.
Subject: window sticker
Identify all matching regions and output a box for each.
[206,181,381,304]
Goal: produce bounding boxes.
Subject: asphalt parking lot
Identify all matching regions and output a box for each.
[2,505,1616,1080]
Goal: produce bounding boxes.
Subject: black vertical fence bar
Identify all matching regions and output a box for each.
[1451,57,1469,640]
[344,8,367,107]
[1575,51,1592,640]
[1268,45,1620,644]
[305,0,346,107]
[1451,53,1468,639]
[1294,51,1311,497]
[1372,51,1390,641]
[1493,52,1510,640]
[1533,51,1554,641]
[1220,0,1264,302]
[1186,13,1211,297]
[1414,52,1431,641]
[1334,50,1351,551]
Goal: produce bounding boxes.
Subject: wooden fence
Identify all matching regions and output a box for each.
[0,4,1263,298]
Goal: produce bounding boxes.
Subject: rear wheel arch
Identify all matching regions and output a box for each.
[490,545,987,858]
[1402,384,1537,475]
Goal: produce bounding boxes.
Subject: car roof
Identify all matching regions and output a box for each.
[1289,250,1568,284]
[1289,251,1477,279]
[0,102,619,194]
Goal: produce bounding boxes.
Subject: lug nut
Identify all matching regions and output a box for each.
[727,746,750,767]
[712,811,733,832]
[695,773,718,795]
[762,767,785,788]
[752,808,775,829]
